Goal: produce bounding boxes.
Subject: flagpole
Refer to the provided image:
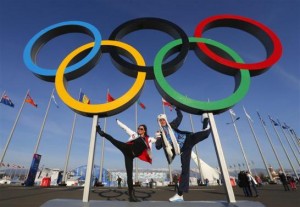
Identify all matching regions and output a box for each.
[208,113,235,202]
[229,110,251,174]
[61,89,81,184]
[268,116,299,180]
[162,99,173,184]
[189,114,204,184]
[0,89,29,165]
[277,120,300,166]
[99,117,106,184]
[33,88,54,154]
[83,115,98,202]
[290,129,300,147]
[162,99,166,115]
[243,107,272,179]
[98,89,111,184]
[257,112,285,174]
[287,129,300,154]
[134,102,139,184]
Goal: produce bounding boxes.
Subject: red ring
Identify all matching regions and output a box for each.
[194,14,282,72]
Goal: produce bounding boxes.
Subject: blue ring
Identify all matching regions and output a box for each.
[23,21,102,81]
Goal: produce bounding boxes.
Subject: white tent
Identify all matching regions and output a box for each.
[191,151,221,185]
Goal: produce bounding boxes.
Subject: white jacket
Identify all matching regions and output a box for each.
[116,119,156,152]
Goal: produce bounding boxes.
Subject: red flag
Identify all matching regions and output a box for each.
[162,98,173,111]
[138,100,146,109]
[25,93,38,107]
[107,92,115,102]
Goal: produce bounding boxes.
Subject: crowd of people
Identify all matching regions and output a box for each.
[237,170,298,198]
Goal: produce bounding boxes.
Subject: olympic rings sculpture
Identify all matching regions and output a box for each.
[23,15,282,117]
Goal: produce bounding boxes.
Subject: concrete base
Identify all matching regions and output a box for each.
[41,199,265,207]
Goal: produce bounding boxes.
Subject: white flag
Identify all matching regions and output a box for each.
[51,94,59,108]
[243,107,253,122]
[229,109,236,116]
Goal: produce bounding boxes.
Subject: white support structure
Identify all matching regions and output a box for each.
[208,113,236,203]
[83,115,98,202]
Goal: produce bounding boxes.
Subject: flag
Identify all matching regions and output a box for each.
[107,92,115,102]
[269,116,278,126]
[229,109,236,116]
[243,107,254,122]
[0,94,14,107]
[257,111,266,126]
[51,94,59,108]
[162,98,173,111]
[25,93,38,107]
[137,99,146,109]
[290,129,295,135]
[79,92,90,104]
[282,123,290,129]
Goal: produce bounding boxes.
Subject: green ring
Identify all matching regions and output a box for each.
[154,37,251,115]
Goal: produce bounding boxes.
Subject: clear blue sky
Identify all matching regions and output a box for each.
[0,0,299,173]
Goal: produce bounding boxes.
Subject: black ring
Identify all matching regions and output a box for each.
[108,17,189,80]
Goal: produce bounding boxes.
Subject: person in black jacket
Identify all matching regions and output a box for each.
[278,171,290,191]
[155,108,211,202]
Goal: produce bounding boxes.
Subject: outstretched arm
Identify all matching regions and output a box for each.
[147,136,157,150]
[116,119,138,141]
[169,107,183,129]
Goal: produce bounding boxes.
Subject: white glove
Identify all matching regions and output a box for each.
[155,131,161,139]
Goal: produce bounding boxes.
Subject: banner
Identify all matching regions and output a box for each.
[24,154,41,186]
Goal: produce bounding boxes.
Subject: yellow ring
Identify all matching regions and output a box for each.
[55,40,146,117]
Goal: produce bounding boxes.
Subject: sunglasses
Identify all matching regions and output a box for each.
[138,127,145,131]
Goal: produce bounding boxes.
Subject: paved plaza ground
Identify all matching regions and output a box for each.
[0,184,299,207]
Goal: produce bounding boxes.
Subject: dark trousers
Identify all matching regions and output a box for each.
[103,134,135,191]
[178,129,211,193]
[283,183,290,191]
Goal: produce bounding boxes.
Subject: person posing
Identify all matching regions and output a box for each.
[155,107,211,202]
[96,120,155,202]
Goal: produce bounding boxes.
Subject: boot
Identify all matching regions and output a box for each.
[128,189,140,202]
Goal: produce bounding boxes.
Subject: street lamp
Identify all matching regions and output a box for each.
[226,117,240,125]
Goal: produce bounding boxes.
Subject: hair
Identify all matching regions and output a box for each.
[138,124,148,137]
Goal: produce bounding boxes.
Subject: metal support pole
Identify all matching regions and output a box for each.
[83,115,98,202]
[208,113,236,203]
[229,112,251,174]
[189,114,204,184]
[258,112,285,174]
